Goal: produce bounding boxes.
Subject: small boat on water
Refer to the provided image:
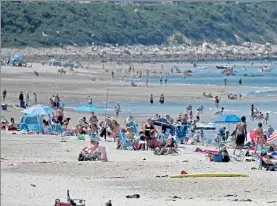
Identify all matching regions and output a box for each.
[258,66,273,72]
[216,65,234,70]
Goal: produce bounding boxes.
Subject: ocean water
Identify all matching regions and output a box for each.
[65,99,277,126]
[126,62,277,96]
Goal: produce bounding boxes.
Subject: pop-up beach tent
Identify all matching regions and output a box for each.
[19,104,55,133]
[19,114,44,133]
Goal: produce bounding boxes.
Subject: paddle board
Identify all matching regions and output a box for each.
[169,173,248,178]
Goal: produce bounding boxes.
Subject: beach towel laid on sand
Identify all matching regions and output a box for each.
[195,147,218,154]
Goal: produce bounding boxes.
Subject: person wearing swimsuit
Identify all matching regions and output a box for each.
[233,116,247,155]
[143,118,157,150]
[160,94,164,104]
[254,122,265,152]
[89,112,98,135]
[150,94,153,105]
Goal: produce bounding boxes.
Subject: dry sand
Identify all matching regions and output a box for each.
[1,62,277,206]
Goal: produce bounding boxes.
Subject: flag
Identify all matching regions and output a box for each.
[268,131,277,143]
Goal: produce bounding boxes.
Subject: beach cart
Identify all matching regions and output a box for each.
[54,190,85,206]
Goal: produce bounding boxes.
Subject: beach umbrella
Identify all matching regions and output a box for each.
[213,114,241,131]
[213,114,241,124]
[21,104,56,116]
[152,118,174,129]
[75,105,102,112]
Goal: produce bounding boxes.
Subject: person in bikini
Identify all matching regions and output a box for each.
[254,122,265,153]
[233,116,247,155]
[89,111,98,135]
[143,118,158,150]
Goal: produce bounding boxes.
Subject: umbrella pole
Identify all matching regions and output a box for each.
[104,80,111,120]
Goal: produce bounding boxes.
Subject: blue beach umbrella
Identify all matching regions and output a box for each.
[213,114,241,123]
[75,105,102,112]
[213,114,241,131]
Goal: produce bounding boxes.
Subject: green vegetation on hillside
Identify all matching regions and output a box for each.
[1,2,277,47]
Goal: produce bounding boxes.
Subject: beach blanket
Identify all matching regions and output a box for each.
[195,148,219,154]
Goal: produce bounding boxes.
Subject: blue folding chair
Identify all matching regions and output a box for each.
[121,133,134,150]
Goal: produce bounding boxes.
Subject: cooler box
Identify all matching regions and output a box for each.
[213,154,223,162]
[1,104,7,111]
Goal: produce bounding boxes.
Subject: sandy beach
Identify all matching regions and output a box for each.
[1,61,277,206]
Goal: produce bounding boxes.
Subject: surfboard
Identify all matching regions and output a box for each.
[169,173,249,178]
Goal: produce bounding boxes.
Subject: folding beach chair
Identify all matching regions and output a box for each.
[53,123,64,134]
[127,122,138,135]
[258,154,277,171]
[232,145,250,162]
[120,133,134,150]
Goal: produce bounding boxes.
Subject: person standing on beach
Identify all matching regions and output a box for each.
[160,75,163,85]
[165,75,168,85]
[88,96,92,106]
[19,92,24,106]
[2,89,7,102]
[239,78,242,86]
[267,125,274,137]
[233,116,247,155]
[196,109,200,122]
[264,113,269,125]
[114,102,121,117]
[254,122,265,152]
[111,71,115,78]
[159,94,164,104]
[146,78,149,87]
[224,78,227,86]
[150,94,153,105]
[143,117,157,150]
[251,104,255,120]
[33,93,37,104]
[214,96,219,108]
[25,92,29,107]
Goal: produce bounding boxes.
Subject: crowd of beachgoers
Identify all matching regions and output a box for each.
[1,89,276,169]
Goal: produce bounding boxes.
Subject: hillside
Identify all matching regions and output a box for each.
[1,2,277,47]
